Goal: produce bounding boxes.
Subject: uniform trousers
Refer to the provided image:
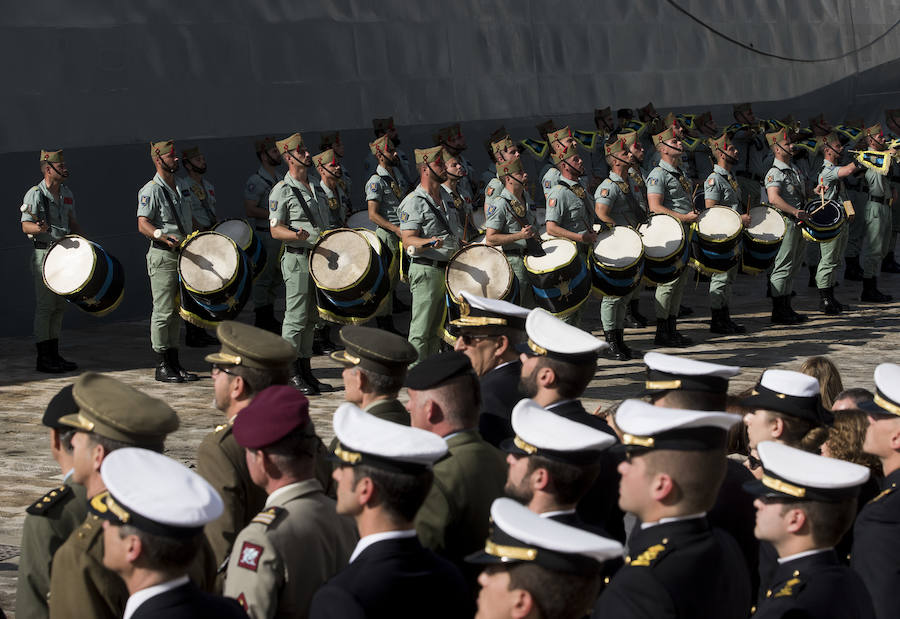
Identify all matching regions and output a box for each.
[251,230,284,308]
[375,228,401,317]
[709,264,738,310]
[32,247,68,341]
[863,201,893,277]
[281,251,315,358]
[815,224,849,288]
[408,261,446,365]
[769,218,806,296]
[146,246,180,352]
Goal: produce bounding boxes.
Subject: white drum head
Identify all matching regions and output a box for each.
[357,229,383,255]
[213,219,252,249]
[311,230,371,289]
[180,233,239,293]
[43,235,94,294]
[746,206,787,242]
[471,207,486,232]
[638,214,685,259]
[697,206,742,240]
[594,227,643,268]
[346,211,376,231]
[526,238,577,271]
[446,244,512,301]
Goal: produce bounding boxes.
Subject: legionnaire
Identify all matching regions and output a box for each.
[137,140,199,383]
[705,132,750,334]
[859,124,895,303]
[245,137,285,334]
[541,127,580,200]
[731,103,768,207]
[196,321,295,582]
[484,157,538,306]
[622,130,651,329]
[592,400,752,618]
[313,148,348,230]
[881,109,900,273]
[363,116,415,188]
[319,132,353,216]
[365,134,408,333]
[224,386,357,618]
[399,146,462,363]
[450,291,528,447]
[765,128,811,325]
[434,123,478,200]
[482,128,516,206]
[404,351,507,582]
[47,373,186,619]
[16,386,88,619]
[647,127,698,347]
[852,363,900,619]
[595,134,646,359]
[21,149,83,373]
[93,449,247,619]
[440,148,477,241]
[309,404,473,618]
[691,111,720,182]
[268,133,333,395]
[590,106,616,184]
[468,498,624,619]
[745,442,875,619]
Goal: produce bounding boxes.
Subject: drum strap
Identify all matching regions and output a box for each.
[38,191,50,228]
[421,192,457,242]
[560,182,595,232]
[615,180,642,228]
[288,184,323,231]
[161,187,187,237]
[502,197,545,257]
[378,173,403,199]
[666,166,694,197]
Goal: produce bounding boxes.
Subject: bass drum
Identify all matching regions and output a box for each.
[690,206,743,275]
[638,214,689,284]
[591,226,644,298]
[42,235,125,317]
[178,231,252,328]
[311,228,389,324]
[801,199,844,243]
[346,210,377,231]
[213,218,267,279]
[524,238,591,317]
[742,206,786,274]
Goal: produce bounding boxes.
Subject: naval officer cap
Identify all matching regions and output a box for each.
[206,320,296,370]
[450,290,530,331]
[502,399,616,465]
[859,363,900,417]
[404,350,475,390]
[466,498,624,572]
[42,384,79,431]
[740,369,831,426]
[643,352,740,395]
[233,385,312,450]
[90,447,223,538]
[516,308,608,363]
[331,403,447,473]
[331,325,418,376]
[614,399,740,451]
[744,441,870,502]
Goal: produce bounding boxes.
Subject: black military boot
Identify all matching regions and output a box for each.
[668,316,693,347]
[818,287,841,315]
[616,329,638,358]
[604,330,629,361]
[625,299,648,328]
[290,359,317,395]
[861,277,893,302]
[155,350,183,383]
[771,296,796,325]
[654,319,676,347]
[845,256,864,281]
[807,265,816,288]
[168,348,198,381]
[709,307,735,335]
[313,326,338,355]
[882,251,900,274]
[677,304,694,318]
[184,322,218,347]
[723,306,747,334]
[50,339,77,371]
[36,341,65,374]
[253,304,281,334]
[785,295,809,323]
[301,358,334,393]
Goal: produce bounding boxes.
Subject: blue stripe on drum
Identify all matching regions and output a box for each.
[592,267,642,287]
[322,265,386,308]
[532,264,589,299]
[83,249,114,307]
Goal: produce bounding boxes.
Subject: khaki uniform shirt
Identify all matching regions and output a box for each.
[20,181,75,243]
[545,177,594,235]
[185,176,218,229]
[365,165,406,227]
[245,166,282,229]
[704,164,743,211]
[269,173,326,249]
[318,180,348,230]
[594,172,644,227]
[398,185,461,261]
[137,174,194,240]
[646,160,693,214]
[485,188,536,250]
[765,159,806,210]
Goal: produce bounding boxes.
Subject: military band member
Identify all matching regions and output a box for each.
[838,118,869,281]
[245,137,285,334]
[591,106,616,183]
[647,127,697,347]
[319,132,353,215]
[309,404,473,618]
[21,149,83,373]
[363,116,414,188]
[881,108,900,273]
[859,124,895,302]
[224,386,358,618]
[622,130,651,328]
[592,400,752,618]
[313,148,348,230]
[732,103,768,208]
[481,126,512,204]
[691,111,720,182]
[434,123,478,200]
[541,127,580,200]
[440,148,477,240]
[399,146,462,363]
[269,133,333,395]
[705,132,750,334]
[485,157,537,306]
[595,134,646,359]
[137,140,198,383]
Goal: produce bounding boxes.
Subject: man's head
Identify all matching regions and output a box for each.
[442,148,466,182]
[707,133,740,169]
[404,351,481,435]
[320,131,344,157]
[832,387,874,411]
[254,136,279,166]
[415,146,446,183]
[644,352,739,412]
[766,129,793,160]
[451,292,528,377]
[181,146,206,175]
[149,140,179,174]
[40,149,69,181]
[373,117,399,143]
[491,135,521,165]
[808,113,832,137]
[313,149,343,183]
[495,157,528,196]
[866,123,886,150]
[42,384,79,470]
[547,127,577,155]
[595,107,614,133]
[652,128,683,160]
[821,132,844,162]
[859,364,900,472]
[733,102,756,125]
[330,325,417,405]
[370,134,399,167]
[619,130,644,164]
[740,369,830,451]
[604,134,632,172]
[276,133,312,170]
[435,124,467,153]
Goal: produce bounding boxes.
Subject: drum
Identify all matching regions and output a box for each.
[356,228,394,276]
[638,214,689,284]
[742,206,786,274]
[178,231,252,327]
[690,206,743,275]
[591,226,644,297]
[310,228,389,324]
[524,238,591,317]
[346,210,377,231]
[801,199,845,243]
[213,218,267,279]
[42,235,125,317]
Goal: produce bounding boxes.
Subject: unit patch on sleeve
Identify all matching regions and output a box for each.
[237,542,264,571]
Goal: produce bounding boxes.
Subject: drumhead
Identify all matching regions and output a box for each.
[805,199,843,229]
[638,214,685,259]
[311,229,372,290]
[43,235,94,294]
[696,206,742,241]
[346,211,376,231]
[525,238,577,272]
[594,227,644,268]
[213,219,252,249]
[746,206,786,242]
[356,229,383,255]
[180,232,240,293]
[446,244,512,301]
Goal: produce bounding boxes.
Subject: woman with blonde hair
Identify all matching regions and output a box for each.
[800,355,844,410]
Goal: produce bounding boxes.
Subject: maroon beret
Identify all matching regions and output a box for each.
[233,385,310,449]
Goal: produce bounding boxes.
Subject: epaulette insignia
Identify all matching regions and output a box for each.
[214,423,229,433]
[773,577,804,598]
[868,483,896,504]
[628,543,667,567]
[26,485,72,516]
[251,506,285,528]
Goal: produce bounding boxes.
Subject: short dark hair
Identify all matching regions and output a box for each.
[431,373,482,429]
[781,498,857,547]
[506,562,602,619]
[231,364,290,398]
[834,388,874,406]
[526,455,600,505]
[352,464,433,523]
[259,423,319,478]
[644,448,727,513]
[537,357,595,399]
[122,525,204,573]
[357,366,404,396]
[59,429,76,454]
[87,432,164,455]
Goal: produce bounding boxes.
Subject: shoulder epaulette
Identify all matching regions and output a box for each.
[868,483,897,504]
[626,542,670,567]
[251,506,286,528]
[772,577,805,599]
[26,485,72,516]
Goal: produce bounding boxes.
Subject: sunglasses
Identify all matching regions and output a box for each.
[211,364,238,377]
[459,333,497,346]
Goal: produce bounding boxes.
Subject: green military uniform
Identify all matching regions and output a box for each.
[185,176,218,230]
[314,149,349,231]
[245,157,284,312]
[365,159,406,318]
[16,481,88,619]
[485,184,537,307]
[766,158,807,296]
[862,151,893,278]
[443,179,477,241]
[705,163,744,310]
[545,172,593,325]
[814,159,850,288]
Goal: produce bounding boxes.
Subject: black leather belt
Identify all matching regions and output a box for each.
[737,172,763,182]
[151,241,174,251]
[33,241,50,249]
[870,195,889,204]
[255,226,269,232]
[410,257,447,268]
[505,248,525,256]
[284,246,309,255]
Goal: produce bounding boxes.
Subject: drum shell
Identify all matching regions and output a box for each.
[689,239,740,275]
[42,235,125,317]
[312,229,390,324]
[213,218,267,279]
[741,206,786,274]
[590,227,645,298]
[178,232,252,327]
[524,240,591,317]
[693,206,743,253]
[801,199,845,243]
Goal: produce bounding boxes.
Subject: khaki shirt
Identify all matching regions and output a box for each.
[269,173,326,249]
[646,160,693,214]
[185,176,218,229]
[485,187,536,250]
[594,172,644,227]
[398,185,461,261]
[545,177,593,235]
[318,179,348,230]
[245,166,282,228]
[819,160,849,203]
[704,164,744,211]
[365,165,406,227]
[137,173,194,240]
[21,181,76,244]
[765,159,806,210]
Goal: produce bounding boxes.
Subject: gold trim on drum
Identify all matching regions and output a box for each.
[444,244,513,303]
[213,218,255,252]
[310,228,374,294]
[180,232,241,296]
[91,286,125,318]
[524,239,578,275]
[639,215,686,263]
[178,306,221,330]
[743,207,786,246]
[42,235,100,296]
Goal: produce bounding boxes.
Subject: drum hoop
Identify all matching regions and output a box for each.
[643,233,685,263]
[179,306,220,330]
[640,215,687,262]
[525,239,579,275]
[42,234,98,296]
[594,227,645,272]
[213,218,254,251]
[801,228,838,243]
[693,207,743,244]
[317,295,391,325]
[179,232,242,296]
[803,218,844,233]
[310,228,375,293]
[444,243,512,303]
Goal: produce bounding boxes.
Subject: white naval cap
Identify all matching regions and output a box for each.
[466,498,624,572]
[516,308,608,361]
[331,402,448,472]
[643,352,740,394]
[744,441,870,502]
[91,448,223,537]
[615,399,740,451]
[450,290,530,330]
[740,369,830,426]
[503,398,617,464]
[859,363,900,417]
